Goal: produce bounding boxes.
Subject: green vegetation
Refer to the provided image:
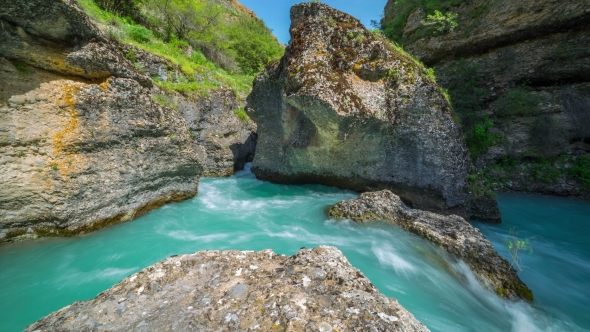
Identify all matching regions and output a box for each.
[495,86,539,118]
[381,0,470,44]
[78,0,283,99]
[485,154,590,193]
[11,60,31,75]
[421,10,458,34]
[570,155,590,189]
[442,60,496,158]
[233,109,251,122]
[151,93,178,110]
[504,228,533,272]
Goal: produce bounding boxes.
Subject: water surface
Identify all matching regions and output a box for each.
[1,166,589,331]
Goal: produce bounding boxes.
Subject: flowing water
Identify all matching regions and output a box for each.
[1,165,589,331]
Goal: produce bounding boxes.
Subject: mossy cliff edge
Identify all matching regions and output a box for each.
[381,0,590,198]
[247,3,499,221]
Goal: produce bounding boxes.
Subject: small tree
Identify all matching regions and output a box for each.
[504,228,533,272]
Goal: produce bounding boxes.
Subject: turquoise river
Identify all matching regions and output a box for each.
[1,165,589,331]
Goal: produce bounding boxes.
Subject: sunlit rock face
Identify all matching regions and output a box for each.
[0,0,202,242]
[247,3,497,220]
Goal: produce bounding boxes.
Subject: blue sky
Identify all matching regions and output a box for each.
[239,0,389,44]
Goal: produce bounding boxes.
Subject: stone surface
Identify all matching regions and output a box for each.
[247,3,494,219]
[381,0,590,197]
[179,88,257,177]
[329,190,532,301]
[25,246,429,332]
[0,0,203,243]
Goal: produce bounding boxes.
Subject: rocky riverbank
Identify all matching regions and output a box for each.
[329,190,532,301]
[25,246,429,332]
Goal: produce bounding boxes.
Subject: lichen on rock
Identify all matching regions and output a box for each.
[247,2,498,220]
[329,190,532,301]
[25,246,429,332]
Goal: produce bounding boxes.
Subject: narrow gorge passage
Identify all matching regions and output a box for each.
[0,166,588,332]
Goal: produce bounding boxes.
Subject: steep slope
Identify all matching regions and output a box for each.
[382,0,590,197]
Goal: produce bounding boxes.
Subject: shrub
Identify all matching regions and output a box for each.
[504,228,533,272]
[233,109,251,122]
[495,86,539,117]
[421,10,458,34]
[569,155,590,189]
[124,25,153,43]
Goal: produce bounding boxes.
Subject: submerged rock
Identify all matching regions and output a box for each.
[247,3,498,220]
[329,190,532,301]
[25,246,429,332]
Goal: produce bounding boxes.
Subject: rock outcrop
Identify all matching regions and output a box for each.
[381,0,590,197]
[247,3,497,220]
[0,0,202,243]
[179,87,257,177]
[329,190,532,301]
[25,246,429,332]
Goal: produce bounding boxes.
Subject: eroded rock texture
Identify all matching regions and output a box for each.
[329,190,532,301]
[0,0,201,243]
[382,0,590,197]
[179,88,257,177]
[25,246,429,332]
[247,3,495,220]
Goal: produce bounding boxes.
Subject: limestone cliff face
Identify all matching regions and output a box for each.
[247,3,495,219]
[0,0,202,242]
[179,87,257,177]
[382,0,590,197]
[25,246,429,332]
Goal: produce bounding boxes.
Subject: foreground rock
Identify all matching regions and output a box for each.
[26,246,429,332]
[329,191,532,301]
[247,3,498,220]
[0,0,202,242]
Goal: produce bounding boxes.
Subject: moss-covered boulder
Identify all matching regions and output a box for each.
[247,3,498,220]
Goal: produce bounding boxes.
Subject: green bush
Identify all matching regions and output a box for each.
[421,10,458,34]
[442,60,496,158]
[233,109,251,122]
[124,25,153,43]
[381,0,469,44]
[569,155,590,189]
[496,86,539,117]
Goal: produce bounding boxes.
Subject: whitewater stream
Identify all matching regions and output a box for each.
[1,165,588,331]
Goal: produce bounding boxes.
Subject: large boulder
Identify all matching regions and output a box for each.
[0,0,202,243]
[246,3,495,219]
[25,246,429,332]
[329,190,532,301]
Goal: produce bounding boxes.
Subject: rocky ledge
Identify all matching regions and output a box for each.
[329,191,532,301]
[26,246,428,332]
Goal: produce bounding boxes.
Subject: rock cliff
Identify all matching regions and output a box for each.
[247,3,496,220]
[0,0,202,243]
[329,191,532,301]
[381,0,590,197]
[25,246,429,332]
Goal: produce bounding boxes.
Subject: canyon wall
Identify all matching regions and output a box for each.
[382,0,590,197]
